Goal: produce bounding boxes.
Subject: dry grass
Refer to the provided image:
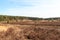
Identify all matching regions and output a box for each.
[0,20,60,40]
[0,25,60,40]
[0,26,8,31]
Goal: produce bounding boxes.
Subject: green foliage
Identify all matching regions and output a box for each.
[0,15,59,21]
[0,15,41,21]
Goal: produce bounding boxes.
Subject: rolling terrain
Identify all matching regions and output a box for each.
[0,15,60,40]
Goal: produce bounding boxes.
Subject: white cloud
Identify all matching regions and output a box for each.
[9,0,40,2]
[1,0,60,18]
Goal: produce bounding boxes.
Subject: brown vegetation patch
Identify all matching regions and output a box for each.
[0,26,60,40]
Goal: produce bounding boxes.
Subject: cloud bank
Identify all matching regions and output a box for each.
[1,0,60,18]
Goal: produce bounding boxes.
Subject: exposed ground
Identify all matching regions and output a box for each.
[0,20,60,40]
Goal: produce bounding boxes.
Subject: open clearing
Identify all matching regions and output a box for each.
[0,21,60,40]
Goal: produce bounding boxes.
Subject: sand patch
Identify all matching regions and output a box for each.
[0,26,9,31]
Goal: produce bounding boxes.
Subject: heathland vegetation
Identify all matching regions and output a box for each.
[0,15,60,40]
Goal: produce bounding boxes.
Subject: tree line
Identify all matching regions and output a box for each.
[0,15,60,21]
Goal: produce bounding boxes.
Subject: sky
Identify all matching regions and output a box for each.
[0,0,60,18]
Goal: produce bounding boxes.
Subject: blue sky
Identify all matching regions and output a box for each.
[0,0,60,18]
